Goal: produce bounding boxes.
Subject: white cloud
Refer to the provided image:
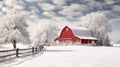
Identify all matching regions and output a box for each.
[52,17,69,23]
[62,4,81,11]
[52,0,67,5]
[113,5,120,12]
[25,0,43,2]
[39,3,55,11]
[104,0,116,5]
[30,14,38,18]
[87,1,103,10]
[29,6,40,14]
[59,4,84,18]
[4,0,25,10]
[43,11,56,17]
[2,7,11,12]
[0,2,4,8]
[13,4,24,10]
[4,0,15,6]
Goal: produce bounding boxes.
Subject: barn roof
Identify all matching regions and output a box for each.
[69,26,97,40]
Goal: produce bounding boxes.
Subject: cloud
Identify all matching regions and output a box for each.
[104,0,116,5]
[13,3,25,10]
[29,6,40,14]
[2,7,11,12]
[52,0,67,5]
[39,3,56,11]
[0,2,4,8]
[43,11,56,17]
[86,0,104,10]
[113,5,120,12]
[25,0,43,2]
[4,0,14,6]
[4,0,25,10]
[59,4,84,18]
[52,17,69,23]
[61,4,81,11]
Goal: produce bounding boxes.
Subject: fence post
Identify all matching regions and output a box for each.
[16,48,19,57]
[32,47,34,53]
[42,46,44,50]
[35,47,37,53]
[39,46,41,51]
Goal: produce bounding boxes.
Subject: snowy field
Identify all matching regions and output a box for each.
[1,45,120,67]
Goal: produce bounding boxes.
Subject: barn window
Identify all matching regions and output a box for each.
[66,28,69,31]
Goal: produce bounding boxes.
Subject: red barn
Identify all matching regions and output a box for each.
[55,26,97,44]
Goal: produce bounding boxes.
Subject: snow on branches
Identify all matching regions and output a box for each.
[30,21,59,46]
[80,12,112,46]
[0,11,30,46]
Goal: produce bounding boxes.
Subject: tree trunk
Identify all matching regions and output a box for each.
[11,39,16,49]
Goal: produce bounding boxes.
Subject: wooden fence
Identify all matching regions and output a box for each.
[0,45,44,62]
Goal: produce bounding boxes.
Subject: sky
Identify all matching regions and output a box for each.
[0,0,120,42]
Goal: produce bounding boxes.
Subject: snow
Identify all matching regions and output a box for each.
[0,12,30,45]
[3,46,120,67]
[69,26,97,40]
[0,43,31,50]
[112,43,120,47]
[70,26,88,30]
[72,29,91,37]
[80,12,111,45]
[76,36,97,40]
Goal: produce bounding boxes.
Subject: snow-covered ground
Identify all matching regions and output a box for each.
[112,43,120,47]
[1,46,120,67]
[0,43,31,50]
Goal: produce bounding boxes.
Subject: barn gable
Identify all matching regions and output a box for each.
[55,26,80,42]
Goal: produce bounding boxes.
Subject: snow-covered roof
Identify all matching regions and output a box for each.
[76,36,97,40]
[69,26,89,30]
[69,26,97,40]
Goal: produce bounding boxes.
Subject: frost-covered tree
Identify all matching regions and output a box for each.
[0,12,30,49]
[31,22,58,46]
[45,25,58,43]
[80,12,111,46]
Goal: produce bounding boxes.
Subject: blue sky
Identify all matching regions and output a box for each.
[0,0,120,42]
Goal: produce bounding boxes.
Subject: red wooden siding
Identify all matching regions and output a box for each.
[57,26,80,43]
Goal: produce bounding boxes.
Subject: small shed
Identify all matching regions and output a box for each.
[55,26,97,44]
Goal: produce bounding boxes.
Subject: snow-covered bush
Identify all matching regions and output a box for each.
[0,11,30,48]
[80,12,112,46]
